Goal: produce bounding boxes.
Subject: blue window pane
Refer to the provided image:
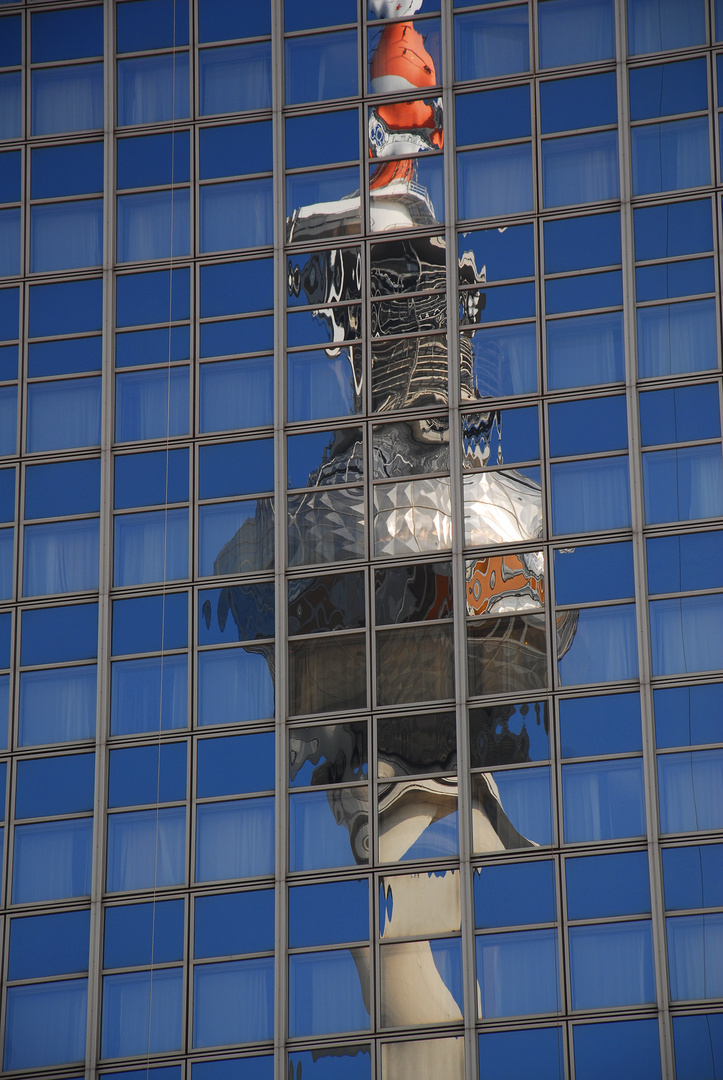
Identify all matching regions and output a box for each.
[111,654,188,735]
[16,753,94,818]
[562,759,645,841]
[195,889,274,958]
[199,358,273,430]
[118,53,189,125]
[195,797,274,881]
[474,860,555,928]
[558,604,638,684]
[0,610,10,666]
[546,311,624,389]
[545,269,621,314]
[287,348,363,422]
[0,208,20,276]
[200,316,273,358]
[637,298,717,377]
[23,519,100,596]
[4,980,87,1069]
[647,531,723,595]
[13,817,93,902]
[31,64,103,135]
[454,6,529,81]
[114,508,189,585]
[197,733,274,797]
[0,72,21,140]
[655,684,723,749]
[115,367,190,440]
[29,336,101,377]
[117,0,189,52]
[549,396,627,457]
[289,788,366,872]
[287,111,358,170]
[634,198,712,259]
[566,851,650,918]
[551,457,631,534]
[21,603,97,666]
[26,376,102,451]
[643,446,723,524]
[117,131,190,189]
[0,675,8,748]
[116,267,190,327]
[104,899,184,968]
[632,118,710,195]
[285,30,357,105]
[287,1049,369,1080]
[662,843,723,910]
[116,325,190,367]
[0,14,20,66]
[673,1014,723,1080]
[200,583,274,647]
[200,122,272,179]
[478,1027,564,1080]
[628,0,705,54]
[109,742,186,807]
[29,278,102,337]
[31,142,103,199]
[107,807,186,891]
[481,768,553,847]
[18,664,96,746]
[630,58,707,121]
[0,343,17,379]
[291,879,368,948]
[200,259,273,318]
[456,86,531,147]
[0,285,19,340]
[636,256,714,301]
[194,1061,274,1080]
[198,647,274,726]
[102,969,182,1058]
[542,131,619,207]
[458,223,534,283]
[476,929,559,1018]
[114,448,188,509]
[286,0,355,31]
[667,914,723,1000]
[457,144,533,220]
[194,958,274,1047]
[200,179,273,252]
[0,151,21,204]
[575,1018,661,1080]
[199,440,274,499]
[538,0,614,67]
[198,499,274,576]
[540,72,616,134]
[544,211,621,273]
[117,190,190,262]
[31,7,102,61]
[26,459,100,519]
[569,921,655,1008]
[9,910,90,980]
[658,749,723,833]
[0,468,13,522]
[289,948,369,1036]
[199,0,271,41]
[555,542,634,605]
[0,385,16,455]
[112,592,187,655]
[199,42,272,115]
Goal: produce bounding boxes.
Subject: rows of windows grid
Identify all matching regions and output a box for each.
[1,2,721,1080]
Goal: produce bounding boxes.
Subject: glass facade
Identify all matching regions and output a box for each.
[0,0,722,1077]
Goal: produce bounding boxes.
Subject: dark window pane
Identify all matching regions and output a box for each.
[196,733,274,797]
[630,58,707,120]
[662,844,723,910]
[559,692,642,757]
[538,0,614,67]
[289,571,365,635]
[198,0,270,41]
[16,753,95,818]
[554,541,634,604]
[454,6,529,81]
[647,531,723,595]
[109,743,186,807]
[474,859,555,928]
[31,6,103,61]
[117,131,190,188]
[544,211,621,273]
[198,582,274,645]
[29,279,102,337]
[628,0,705,54]
[104,898,184,968]
[21,603,98,665]
[566,851,650,918]
[455,85,530,146]
[117,0,189,52]
[285,30,358,105]
[31,142,103,198]
[25,459,100,519]
[540,72,616,133]
[114,448,188,509]
[289,879,368,947]
[9,909,90,979]
[194,890,274,957]
[199,42,272,114]
[199,440,274,499]
[634,198,712,259]
[654,684,723,749]
[549,395,627,456]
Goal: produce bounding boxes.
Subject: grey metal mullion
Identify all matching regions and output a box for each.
[84,1,116,1075]
[441,1,476,1076]
[272,0,289,1074]
[614,0,674,1075]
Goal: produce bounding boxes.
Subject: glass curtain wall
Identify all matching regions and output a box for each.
[0,0,722,1078]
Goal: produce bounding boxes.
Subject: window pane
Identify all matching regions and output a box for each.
[101,969,182,1058]
[546,312,624,389]
[539,0,614,67]
[199,42,272,115]
[31,64,103,135]
[111,655,188,735]
[569,921,655,1008]
[193,958,274,1046]
[118,53,189,125]
[115,367,190,441]
[117,190,190,262]
[454,6,529,81]
[289,948,370,1036]
[4,979,87,1069]
[476,929,559,1018]
[557,604,638,685]
[637,299,717,377]
[199,358,274,432]
[18,664,96,746]
[667,914,723,1000]
[13,818,92,902]
[195,798,274,881]
[197,648,274,726]
[200,180,273,252]
[26,377,102,451]
[650,596,723,675]
[114,508,189,585]
[30,201,102,272]
[658,749,723,833]
[551,457,630,533]
[562,759,645,841]
[106,807,186,891]
[23,519,99,596]
[632,118,710,195]
[457,145,534,220]
[542,131,619,207]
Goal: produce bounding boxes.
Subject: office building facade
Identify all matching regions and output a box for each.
[0,0,722,1076]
